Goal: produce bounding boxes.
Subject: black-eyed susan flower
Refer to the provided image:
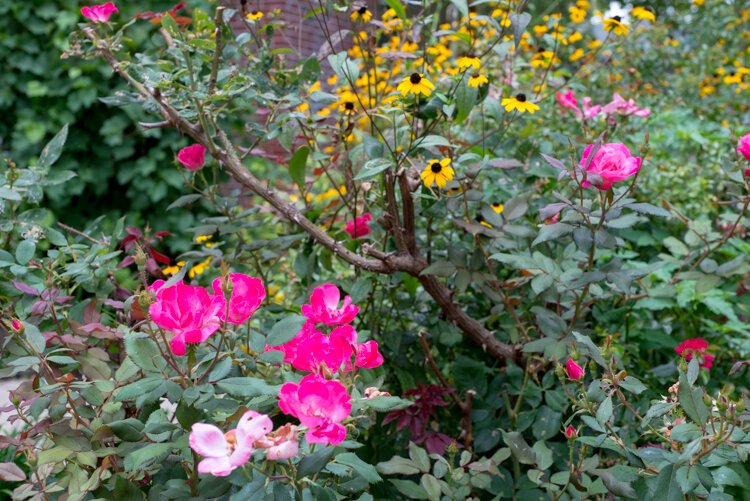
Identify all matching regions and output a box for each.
[569,5,586,23]
[602,16,629,36]
[350,6,372,22]
[468,73,488,88]
[631,6,655,22]
[397,73,434,97]
[491,202,504,214]
[501,93,540,114]
[570,48,585,62]
[421,158,454,189]
[457,56,481,71]
[531,49,558,68]
[246,10,263,21]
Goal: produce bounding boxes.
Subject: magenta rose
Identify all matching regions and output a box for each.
[212,273,265,325]
[148,280,224,356]
[177,144,208,171]
[301,284,359,326]
[278,374,352,445]
[343,213,372,239]
[81,2,118,22]
[579,142,642,190]
[737,133,750,162]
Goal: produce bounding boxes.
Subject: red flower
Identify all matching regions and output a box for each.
[343,213,372,239]
[565,359,584,380]
[675,338,714,369]
[81,2,118,23]
[564,425,577,439]
[177,144,208,171]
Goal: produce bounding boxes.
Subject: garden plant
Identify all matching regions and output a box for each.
[1,0,750,499]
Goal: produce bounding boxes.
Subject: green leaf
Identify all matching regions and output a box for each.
[15,240,35,265]
[161,12,180,35]
[334,453,382,483]
[124,333,164,373]
[414,135,454,150]
[0,187,22,201]
[408,443,430,473]
[125,443,172,471]
[454,78,477,124]
[354,158,393,180]
[420,474,441,500]
[37,124,68,168]
[377,456,421,476]
[24,322,46,353]
[449,0,468,17]
[266,314,307,347]
[216,377,280,397]
[532,223,573,246]
[653,464,683,501]
[502,431,535,465]
[623,202,670,218]
[596,396,613,426]
[289,146,310,188]
[167,194,202,210]
[619,376,647,395]
[592,468,637,498]
[508,13,531,48]
[108,418,145,442]
[298,446,335,477]
[420,260,456,277]
[678,372,707,424]
[0,462,26,482]
[362,396,411,412]
[390,479,429,499]
[572,332,607,367]
[663,236,688,257]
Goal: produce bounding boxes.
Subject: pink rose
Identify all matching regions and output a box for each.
[555,90,582,118]
[581,97,601,119]
[278,374,352,445]
[579,142,642,190]
[148,280,224,356]
[301,284,359,326]
[212,273,265,325]
[354,340,384,369]
[81,2,118,22]
[177,144,208,171]
[254,423,299,460]
[738,133,750,162]
[343,213,372,239]
[292,324,356,373]
[189,411,272,476]
[675,338,714,369]
[601,93,650,118]
[564,425,577,439]
[565,359,584,380]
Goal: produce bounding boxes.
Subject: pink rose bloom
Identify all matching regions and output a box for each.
[602,93,650,118]
[354,340,384,369]
[565,359,584,380]
[564,425,577,439]
[738,133,750,162]
[148,280,224,356]
[555,90,581,118]
[581,97,601,119]
[212,273,265,325]
[177,144,207,171]
[301,284,359,326]
[266,321,316,364]
[278,374,352,445]
[189,411,272,476]
[254,423,299,460]
[343,213,372,239]
[579,142,642,190]
[81,2,118,22]
[291,325,356,373]
[675,338,714,369]
[10,319,23,333]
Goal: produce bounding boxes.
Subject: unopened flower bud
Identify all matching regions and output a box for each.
[446,441,459,456]
[10,319,24,333]
[564,424,577,439]
[138,290,154,309]
[134,245,148,267]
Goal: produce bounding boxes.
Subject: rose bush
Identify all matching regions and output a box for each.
[1,1,750,500]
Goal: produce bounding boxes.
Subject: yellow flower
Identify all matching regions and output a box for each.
[531,50,558,68]
[602,16,629,36]
[246,11,263,22]
[631,6,655,22]
[468,73,488,88]
[397,73,434,97]
[189,257,212,279]
[350,6,372,22]
[420,158,454,189]
[162,262,183,276]
[457,56,481,71]
[693,0,704,5]
[569,6,586,23]
[491,202,504,214]
[501,93,540,114]
[570,48,585,62]
[568,31,583,43]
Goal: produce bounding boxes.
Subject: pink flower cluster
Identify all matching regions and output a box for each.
[579,142,642,190]
[271,284,384,445]
[81,2,118,23]
[555,91,650,120]
[189,410,299,477]
[675,338,714,369]
[149,273,265,355]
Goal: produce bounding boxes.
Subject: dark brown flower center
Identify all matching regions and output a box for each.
[344,101,354,110]
[430,162,442,173]
[358,6,367,14]
[516,93,527,102]
[612,15,621,22]
[410,73,422,84]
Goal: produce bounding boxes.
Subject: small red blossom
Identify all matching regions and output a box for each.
[81,2,118,23]
[177,144,208,171]
[564,425,577,439]
[566,359,584,380]
[343,213,372,239]
[675,338,714,369]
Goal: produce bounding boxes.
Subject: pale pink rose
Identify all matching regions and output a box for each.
[364,387,391,398]
[343,213,372,239]
[601,93,650,118]
[354,340,384,369]
[564,425,577,438]
[254,423,299,460]
[177,144,207,171]
[737,133,750,162]
[301,284,359,326]
[581,97,601,119]
[555,90,581,118]
[148,280,224,356]
[565,359,584,380]
[278,374,352,445]
[212,273,265,325]
[81,2,118,22]
[189,411,272,476]
[579,142,642,190]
